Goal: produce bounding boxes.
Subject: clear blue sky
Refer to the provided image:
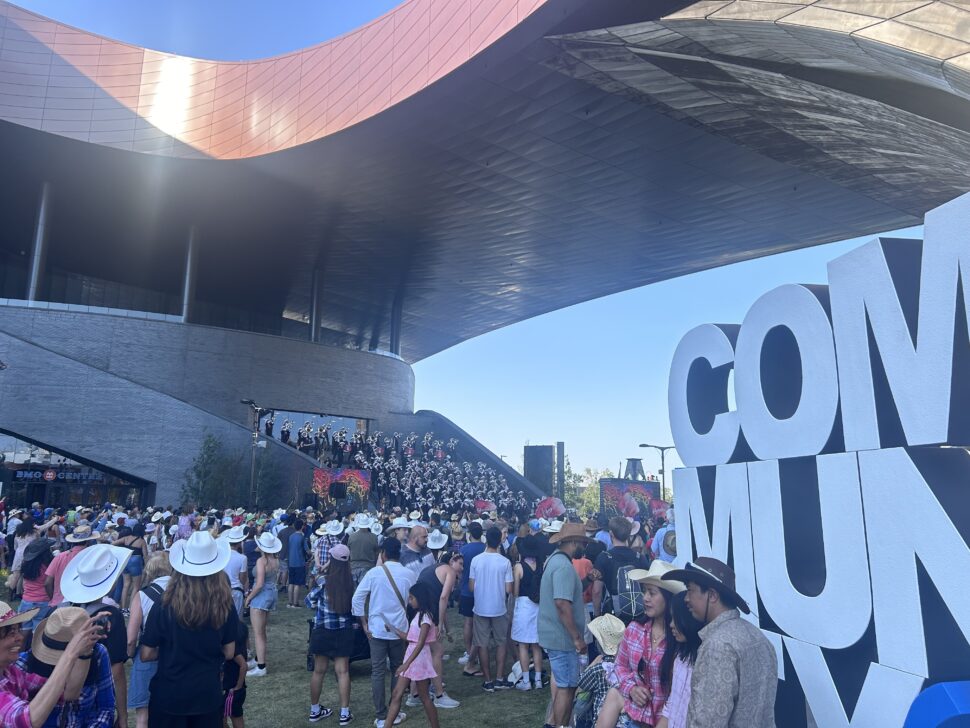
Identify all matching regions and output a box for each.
[15,1,923,477]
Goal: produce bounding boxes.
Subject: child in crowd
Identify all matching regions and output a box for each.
[381,583,440,728]
[224,617,249,727]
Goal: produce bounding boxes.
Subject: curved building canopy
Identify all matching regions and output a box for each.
[1,0,970,360]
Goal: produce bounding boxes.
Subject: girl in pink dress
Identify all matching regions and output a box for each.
[381,583,440,728]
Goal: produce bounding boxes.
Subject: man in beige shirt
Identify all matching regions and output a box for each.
[665,557,777,728]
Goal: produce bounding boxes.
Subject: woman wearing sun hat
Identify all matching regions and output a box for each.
[22,606,116,727]
[595,561,685,728]
[0,600,109,728]
[140,530,238,727]
[243,532,282,678]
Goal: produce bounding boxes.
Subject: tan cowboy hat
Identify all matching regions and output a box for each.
[629,561,685,595]
[588,614,625,656]
[548,522,590,545]
[0,600,39,630]
[449,522,464,539]
[31,607,90,665]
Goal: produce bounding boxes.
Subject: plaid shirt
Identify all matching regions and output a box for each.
[16,644,115,728]
[314,577,354,630]
[614,619,668,726]
[0,661,46,728]
[575,656,618,727]
[314,535,342,570]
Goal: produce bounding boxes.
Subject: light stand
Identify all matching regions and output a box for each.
[638,443,676,502]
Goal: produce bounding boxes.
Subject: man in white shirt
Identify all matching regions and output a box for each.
[469,526,514,691]
[221,526,249,615]
[352,537,416,728]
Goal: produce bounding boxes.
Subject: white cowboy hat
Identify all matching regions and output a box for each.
[629,560,686,595]
[151,512,164,523]
[220,525,247,544]
[542,520,564,534]
[427,529,448,550]
[324,520,344,537]
[162,511,172,519]
[170,531,232,577]
[221,516,233,527]
[408,510,422,521]
[385,516,411,534]
[255,532,282,554]
[353,513,373,528]
[345,525,358,535]
[234,507,246,516]
[61,544,132,604]
[167,524,179,536]
[369,522,383,536]
[145,523,156,533]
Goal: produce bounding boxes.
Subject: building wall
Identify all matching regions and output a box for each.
[0,306,415,504]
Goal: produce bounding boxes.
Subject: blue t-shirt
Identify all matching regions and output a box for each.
[459,542,485,597]
[288,531,306,565]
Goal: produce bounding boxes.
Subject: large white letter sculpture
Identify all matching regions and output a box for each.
[667,191,970,727]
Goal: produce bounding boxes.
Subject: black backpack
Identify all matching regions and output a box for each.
[605,551,644,621]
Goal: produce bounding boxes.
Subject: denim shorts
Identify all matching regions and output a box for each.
[125,554,144,577]
[16,600,49,631]
[128,652,158,708]
[547,649,581,688]
[249,585,277,611]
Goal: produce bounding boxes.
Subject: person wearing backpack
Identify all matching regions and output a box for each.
[591,517,650,621]
[126,553,173,728]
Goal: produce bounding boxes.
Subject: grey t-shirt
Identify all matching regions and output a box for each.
[538,550,586,652]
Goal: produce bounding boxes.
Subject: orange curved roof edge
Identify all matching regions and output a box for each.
[0,0,550,159]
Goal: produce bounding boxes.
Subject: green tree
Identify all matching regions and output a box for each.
[562,457,613,517]
[182,433,245,507]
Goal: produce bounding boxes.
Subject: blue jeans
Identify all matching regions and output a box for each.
[547,648,581,688]
[17,600,49,632]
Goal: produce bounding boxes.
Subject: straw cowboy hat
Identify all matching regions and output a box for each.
[385,516,411,534]
[31,607,90,666]
[64,524,98,543]
[588,614,625,657]
[254,532,283,554]
[169,531,232,577]
[323,520,345,537]
[61,544,132,604]
[0,601,38,630]
[549,522,590,545]
[664,557,751,614]
[449,522,464,540]
[629,560,686,595]
[408,510,422,522]
[427,529,448,550]
[220,525,247,544]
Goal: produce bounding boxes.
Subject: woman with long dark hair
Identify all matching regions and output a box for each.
[140,531,237,728]
[595,562,684,728]
[510,535,543,691]
[116,522,149,612]
[17,538,54,636]
[308,543,355,724]
[656,592,704,728]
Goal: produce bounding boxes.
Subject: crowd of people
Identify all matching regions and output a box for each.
[263,422,533,516]
[0,497,779,728]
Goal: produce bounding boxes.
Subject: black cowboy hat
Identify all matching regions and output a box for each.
[663,556,751,614]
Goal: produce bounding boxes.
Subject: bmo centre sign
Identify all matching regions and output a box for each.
[667,192,970,727]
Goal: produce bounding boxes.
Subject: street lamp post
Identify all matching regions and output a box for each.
[639,443,676,501]
[241,399,261,508]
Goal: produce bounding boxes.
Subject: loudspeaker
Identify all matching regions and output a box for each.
[330,481,348,500]
[524,445,555,495]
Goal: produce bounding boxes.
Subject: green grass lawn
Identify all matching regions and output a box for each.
[239,603,549,727]
[4,584,549,727]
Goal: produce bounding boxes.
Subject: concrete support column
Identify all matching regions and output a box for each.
[309,269,323,343]
[181,226,198,324]
[389,288,403,356]
[26,182,51,302]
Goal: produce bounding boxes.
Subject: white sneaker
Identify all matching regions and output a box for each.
[405,695,421,707]
[533,679,543,689]
[507,660,522,685]
[514,679,531,691]
[246,659,256,671]
[374,712,406,727]
[457,651,470,665]
[246,666,266,677]
[434,693,460,708]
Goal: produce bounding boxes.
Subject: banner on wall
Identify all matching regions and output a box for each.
[312,467,371,503]
[666,192,970,727]
[599,478,666,520]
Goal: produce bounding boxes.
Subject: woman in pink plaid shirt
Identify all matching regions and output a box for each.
[595,562,685,728]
